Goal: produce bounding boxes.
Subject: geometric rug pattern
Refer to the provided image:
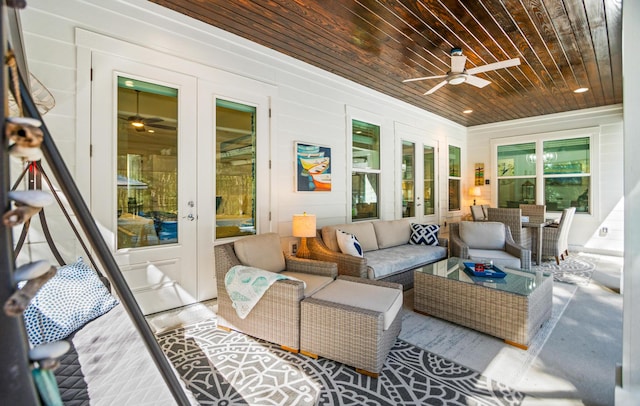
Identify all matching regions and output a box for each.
[531,253,598,286]
[157,319,525,405]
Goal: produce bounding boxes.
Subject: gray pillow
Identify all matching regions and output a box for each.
[234,233,286,273]
[459,222,506,250]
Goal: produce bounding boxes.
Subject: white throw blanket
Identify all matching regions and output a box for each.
[225,265,296,319]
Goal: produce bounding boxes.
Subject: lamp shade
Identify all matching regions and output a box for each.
[292,213,316,238]
[469,186,482,197]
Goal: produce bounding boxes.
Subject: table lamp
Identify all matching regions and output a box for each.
[292,213,316,258]
[469,186,481,205]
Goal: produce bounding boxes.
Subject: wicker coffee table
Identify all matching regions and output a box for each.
[414,257,552,349]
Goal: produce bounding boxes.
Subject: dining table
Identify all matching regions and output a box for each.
[522,220,553,265]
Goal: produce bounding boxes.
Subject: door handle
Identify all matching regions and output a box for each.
[183,213,196,221]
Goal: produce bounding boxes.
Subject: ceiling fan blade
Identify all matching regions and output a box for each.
[146,123,176,131]
[142,117,164,124]
[450,55,467,73]
[402,74,447,83]
[424,80,448,95]
[466,58,520,75]
[465,75,491,88]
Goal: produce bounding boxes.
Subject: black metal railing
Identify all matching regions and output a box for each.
[0,2,190,403]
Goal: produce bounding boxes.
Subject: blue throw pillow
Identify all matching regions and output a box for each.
[22,258,118,346]
[409,223,440,246]
[336,229,364,257]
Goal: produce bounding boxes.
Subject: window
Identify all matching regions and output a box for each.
[352,119,380,220]
[448,145,461,211]
[496,137,591,213]
[543,138,590,213]
[496,142,536,208]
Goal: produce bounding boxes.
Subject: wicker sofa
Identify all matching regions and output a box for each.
[308,219,448,289]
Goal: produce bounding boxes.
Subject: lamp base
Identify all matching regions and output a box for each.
[296,237,312,259]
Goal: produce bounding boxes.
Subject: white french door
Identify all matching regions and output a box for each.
[91,52,199,314]
[395,122,439,224]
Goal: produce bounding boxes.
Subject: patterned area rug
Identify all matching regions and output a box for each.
[531,252,598,286]
[157,320,525,405]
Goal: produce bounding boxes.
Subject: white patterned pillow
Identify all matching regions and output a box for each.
[336,229,364,257]
[409,223,440,246]
[22,258,118,346]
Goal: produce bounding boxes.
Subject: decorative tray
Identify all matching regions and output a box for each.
[463,262,507,278]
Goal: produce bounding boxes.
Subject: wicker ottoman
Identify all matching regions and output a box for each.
[300,276,403,377]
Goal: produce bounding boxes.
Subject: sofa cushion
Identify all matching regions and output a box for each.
[409,223,440,246]
[310,279,402,330]
[280,271,333,297]
[468,248,521,269]
[234,233,286,273]
[322,222,378,252]
[363,244,448,280]
[372,219,411,249]
[459,221,506,250]
[336,229,363,257]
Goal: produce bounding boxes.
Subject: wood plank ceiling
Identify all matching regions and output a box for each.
[150,0,622,127]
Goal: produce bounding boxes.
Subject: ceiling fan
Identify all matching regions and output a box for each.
[120,90,176,132]
[403,48,520,95]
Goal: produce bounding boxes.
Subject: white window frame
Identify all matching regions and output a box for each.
[346,107,383,222]
[490,127,599,218]
[448,144,462,212]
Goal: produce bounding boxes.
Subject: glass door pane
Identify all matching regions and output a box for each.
[215,99,257,238]
[423,145,435,215]
[402,141,415,218]
[116,78,178,249]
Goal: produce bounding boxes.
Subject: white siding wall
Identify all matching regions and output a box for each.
[17,0,623,259]
[17,0,465,264]
[467,106,624,254]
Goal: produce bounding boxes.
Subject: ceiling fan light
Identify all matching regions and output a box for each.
[448,74,467,85]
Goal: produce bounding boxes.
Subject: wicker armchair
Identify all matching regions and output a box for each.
[541,207,576,264]
[450,221,531,269]
[215,232,337,352]
[487,207,532,249]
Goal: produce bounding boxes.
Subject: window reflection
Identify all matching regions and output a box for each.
[215,100,257,238]
[352,119,380,220]
[402,141,415,218]
[116,78,178,249]
[424,146,435,215]
[448,145,461,211]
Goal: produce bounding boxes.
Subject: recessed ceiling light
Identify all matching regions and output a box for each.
[124,80,135,87]
[463,109,473,114]
[574,87,589,93]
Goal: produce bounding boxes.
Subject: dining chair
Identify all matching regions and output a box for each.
[470,205,487,221]
[519,204,546,223]
[486,207,532,249]
[541,207,576,264]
